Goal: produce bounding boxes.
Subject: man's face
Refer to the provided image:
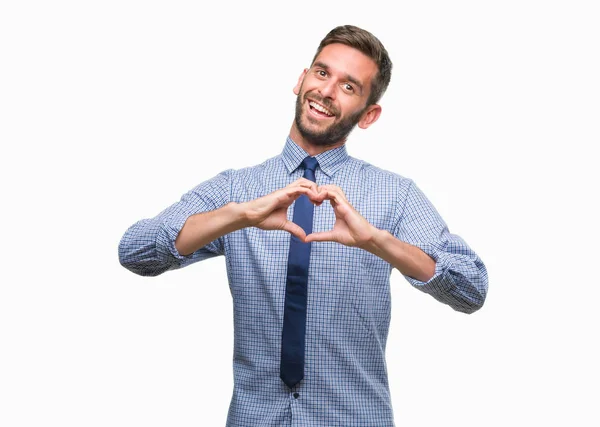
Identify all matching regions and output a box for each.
[293,43,380,147]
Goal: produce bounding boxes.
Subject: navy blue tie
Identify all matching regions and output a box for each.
[280,156,319,389]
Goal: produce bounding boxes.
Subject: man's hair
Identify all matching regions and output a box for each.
[311,25,392,106]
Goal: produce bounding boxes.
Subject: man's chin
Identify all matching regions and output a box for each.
[303,121,332,135]
[296,119,336,146]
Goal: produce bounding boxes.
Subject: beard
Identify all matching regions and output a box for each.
[294,90,366,147]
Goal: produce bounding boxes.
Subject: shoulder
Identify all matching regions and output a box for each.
[345,156,414,193]
[190,154,282,192]
[220,153,289,200]
[227,153,284,180]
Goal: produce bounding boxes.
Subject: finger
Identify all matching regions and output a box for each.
[319,189,354,214]
[282,221,307,241]
[291,178,319,193]
[318,189,341,204]
[285,186,324,205]
[305,231,336,243]
[309,189,327,204]
[318,185,348,203]
[283,186,313,199]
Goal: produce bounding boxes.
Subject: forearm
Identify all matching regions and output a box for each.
[175,202,247,256]
[363,227,487,313]
[362,228,436,282]
[388,180,487,313]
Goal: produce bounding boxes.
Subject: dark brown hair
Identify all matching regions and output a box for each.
[311,25,392,106]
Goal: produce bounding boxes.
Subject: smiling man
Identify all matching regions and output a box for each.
[292,43,381,149]
[119,25,488,427]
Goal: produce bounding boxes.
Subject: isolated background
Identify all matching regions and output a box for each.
[1,0,598,426]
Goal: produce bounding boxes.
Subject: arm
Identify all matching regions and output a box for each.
[304,184,435,281]
[305,183,488,314]
[118,170,233,276]
[175,178,323,255]
[393,181,488,314]
[361,230,436,283]
[118,171,322,276]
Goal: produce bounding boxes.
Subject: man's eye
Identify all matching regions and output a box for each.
[344,83,354,92]
[318,70,327,77]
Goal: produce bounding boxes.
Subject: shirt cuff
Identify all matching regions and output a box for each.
[405,244,452,294]
[155,212,195,266]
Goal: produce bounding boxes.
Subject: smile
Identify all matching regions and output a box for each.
[308,100,335,118]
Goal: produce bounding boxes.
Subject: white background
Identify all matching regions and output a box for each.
[1,0,599,426]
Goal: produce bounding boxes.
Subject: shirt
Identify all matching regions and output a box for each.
[118,137,488,427]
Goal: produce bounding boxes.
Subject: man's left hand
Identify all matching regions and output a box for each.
[305,184,436,282]
[304,185,377,248]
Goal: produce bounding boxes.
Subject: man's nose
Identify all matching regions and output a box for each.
[318,79,337,100]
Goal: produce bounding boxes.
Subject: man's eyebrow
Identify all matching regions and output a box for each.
[312,61,365,94]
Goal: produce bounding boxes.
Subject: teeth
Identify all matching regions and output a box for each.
[309,101,333,116]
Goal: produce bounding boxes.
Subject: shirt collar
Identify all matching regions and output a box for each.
[282,136,350,178]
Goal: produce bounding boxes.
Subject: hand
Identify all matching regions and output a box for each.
[243,178,324,240]
[305,185,377,248]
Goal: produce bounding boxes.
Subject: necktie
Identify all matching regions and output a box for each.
[280,156,319,389]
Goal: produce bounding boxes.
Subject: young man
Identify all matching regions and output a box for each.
[119,25,488,427]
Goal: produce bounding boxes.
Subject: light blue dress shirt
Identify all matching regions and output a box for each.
[119,137,488,426]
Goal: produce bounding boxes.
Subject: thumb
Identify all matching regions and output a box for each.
[305,231,336,243]
[282,221,307,241]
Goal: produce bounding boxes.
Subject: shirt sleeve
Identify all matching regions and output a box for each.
[393,180,488,314]
[118,170,232,277]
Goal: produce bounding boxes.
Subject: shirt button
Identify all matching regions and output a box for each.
[293,392,300,399]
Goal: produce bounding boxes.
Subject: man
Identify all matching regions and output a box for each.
[119,25,488,427]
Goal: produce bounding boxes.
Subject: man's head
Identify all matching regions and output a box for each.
[292,25,393,149]
[312,25,392,107]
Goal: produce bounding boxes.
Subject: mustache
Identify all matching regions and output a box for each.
[304,93,338,116]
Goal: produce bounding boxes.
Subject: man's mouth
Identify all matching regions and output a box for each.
[308,100,335,118]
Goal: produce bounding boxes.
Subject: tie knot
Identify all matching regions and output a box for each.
[301,156,318,173]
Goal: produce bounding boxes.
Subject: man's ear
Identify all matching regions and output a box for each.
[358,104,382,129]
[293,69,309,95]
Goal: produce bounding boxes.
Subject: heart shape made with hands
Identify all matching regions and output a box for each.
[295,184,376,248]
[250,179,377,250]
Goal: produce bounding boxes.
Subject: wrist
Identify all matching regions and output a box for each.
[224,202,250,231]
[358,226,388,255]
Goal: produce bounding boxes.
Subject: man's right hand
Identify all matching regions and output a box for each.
[242,178,323,241]
[175,178,323,255]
